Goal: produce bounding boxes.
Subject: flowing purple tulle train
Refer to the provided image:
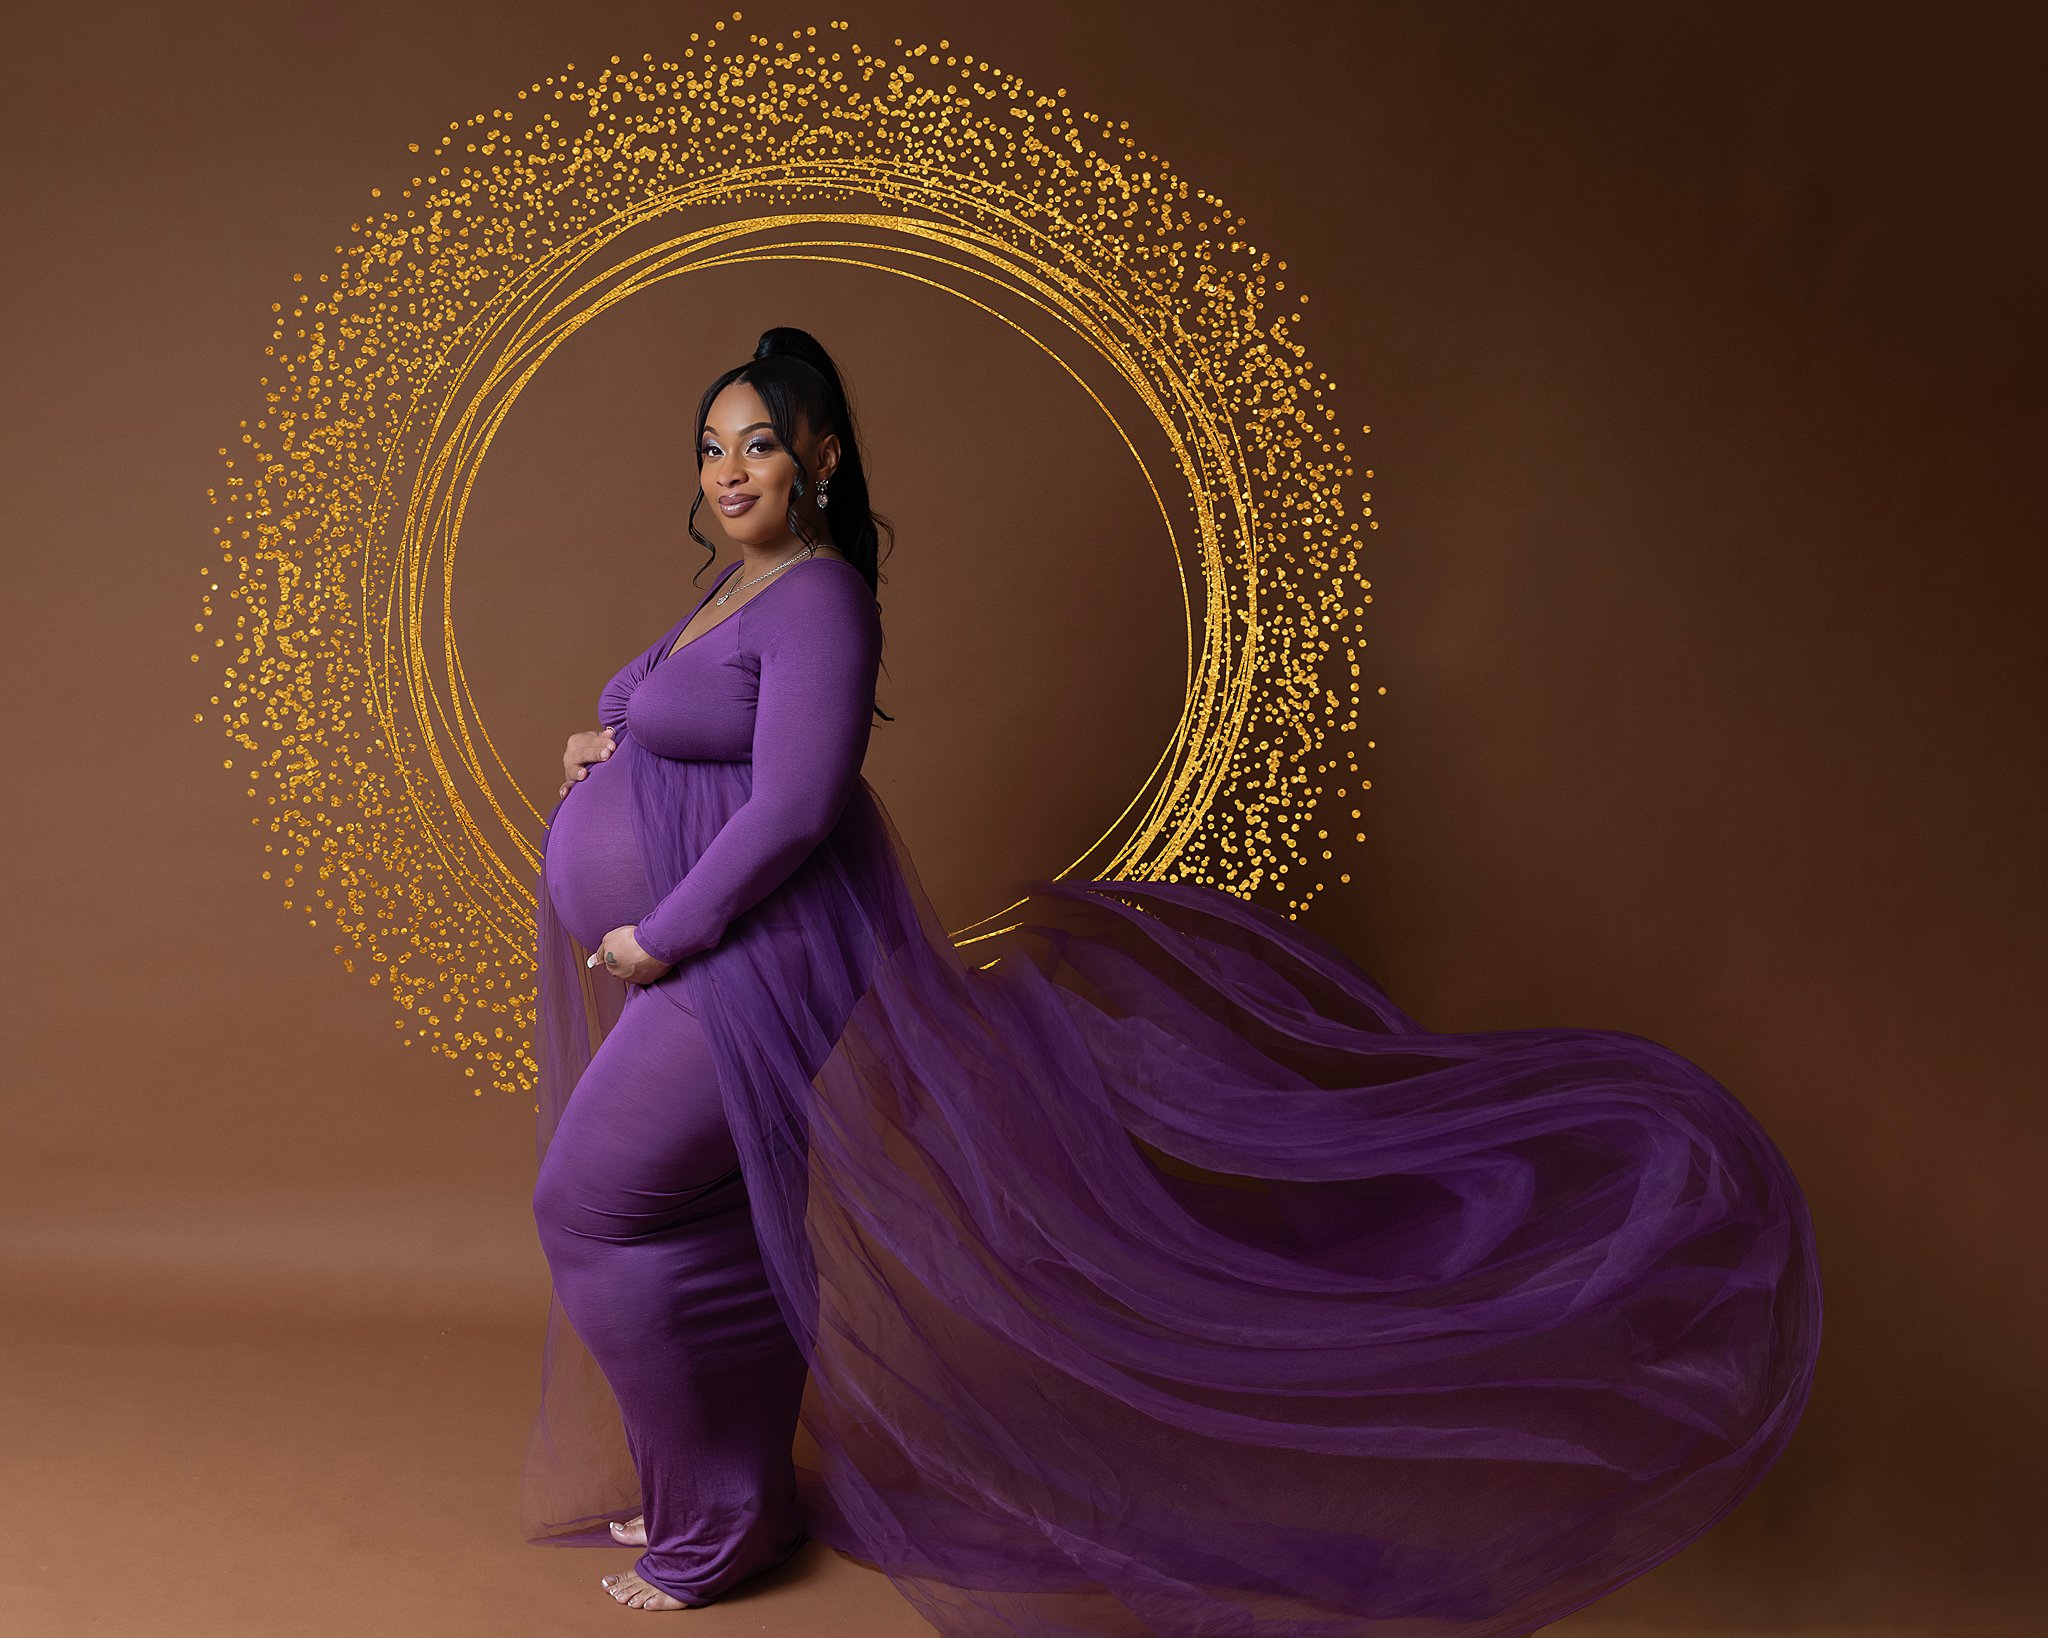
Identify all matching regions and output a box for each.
[525,733,1821,1637]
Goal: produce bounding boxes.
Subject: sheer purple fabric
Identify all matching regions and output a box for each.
[526,723,1819,1632]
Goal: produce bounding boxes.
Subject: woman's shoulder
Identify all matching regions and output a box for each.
[758,553,874,611]
[742,552,878,649]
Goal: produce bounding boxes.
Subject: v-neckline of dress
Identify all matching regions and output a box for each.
[658,554,849,666]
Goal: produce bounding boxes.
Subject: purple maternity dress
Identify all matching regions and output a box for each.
[525,554,1822,1634]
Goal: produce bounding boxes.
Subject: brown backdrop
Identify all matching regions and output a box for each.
[2,3,2040,1633]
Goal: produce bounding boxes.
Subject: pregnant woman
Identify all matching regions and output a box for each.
[526,327,1822,1632]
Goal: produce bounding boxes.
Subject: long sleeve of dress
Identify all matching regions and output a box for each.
[632,565,883,967]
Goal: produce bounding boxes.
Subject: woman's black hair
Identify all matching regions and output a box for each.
[686,326,895,721]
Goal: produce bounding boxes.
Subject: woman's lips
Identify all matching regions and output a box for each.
[718,494,757,516]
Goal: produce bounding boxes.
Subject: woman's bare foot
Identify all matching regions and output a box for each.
[610,1514,647,1546]
[600,1570,689,1610]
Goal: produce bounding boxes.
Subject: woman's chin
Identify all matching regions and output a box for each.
[709,504,780,543]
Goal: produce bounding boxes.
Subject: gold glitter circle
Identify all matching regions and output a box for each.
[194,19,1380,1098]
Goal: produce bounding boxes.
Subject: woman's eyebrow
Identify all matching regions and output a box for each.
[702,422,775,438]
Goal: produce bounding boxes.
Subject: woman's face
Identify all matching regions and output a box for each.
[698,380,840,550]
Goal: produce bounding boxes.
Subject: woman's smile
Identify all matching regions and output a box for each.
[717,493,758,516]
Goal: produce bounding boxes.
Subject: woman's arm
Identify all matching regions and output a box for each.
[632,567,882,966]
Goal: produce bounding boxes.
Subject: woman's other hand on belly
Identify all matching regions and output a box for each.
[560,725,617,798]
[587,923,675,986]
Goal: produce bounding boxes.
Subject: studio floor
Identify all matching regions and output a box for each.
[2,1298,917,1636]
[0,1297,2006,1638]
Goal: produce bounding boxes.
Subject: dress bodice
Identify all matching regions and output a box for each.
[544,555,883,963]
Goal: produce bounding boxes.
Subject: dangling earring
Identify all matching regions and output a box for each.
[816,475,832,510]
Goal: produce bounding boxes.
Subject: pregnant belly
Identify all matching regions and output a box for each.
[544,748,654,951]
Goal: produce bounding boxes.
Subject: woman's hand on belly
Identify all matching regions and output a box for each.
[559,725,617,798]
[586,923,675,986]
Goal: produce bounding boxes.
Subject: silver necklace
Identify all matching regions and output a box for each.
[715,542,818,606]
